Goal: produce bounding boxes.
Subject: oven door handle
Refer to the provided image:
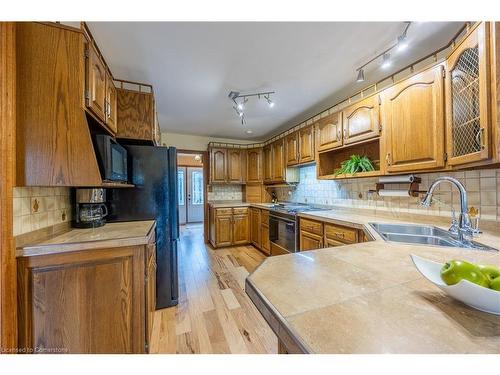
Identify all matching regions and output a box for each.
[269,214,296,224]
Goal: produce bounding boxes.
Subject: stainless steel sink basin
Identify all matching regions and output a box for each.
[369,223,497,251]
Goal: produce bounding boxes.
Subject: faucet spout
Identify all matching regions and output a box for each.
[420,176,473,242]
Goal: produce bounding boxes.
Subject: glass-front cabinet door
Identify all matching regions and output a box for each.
[445,22,491,166]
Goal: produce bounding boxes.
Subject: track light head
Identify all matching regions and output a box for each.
[397,34,408,52]
[265,95,275,108]
[381,53,392,69]
[356,68,365,83]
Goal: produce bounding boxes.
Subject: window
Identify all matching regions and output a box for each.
[178,168,185,206]
[191,170,203,205]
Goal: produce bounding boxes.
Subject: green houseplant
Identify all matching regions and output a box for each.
[334,155,375,176]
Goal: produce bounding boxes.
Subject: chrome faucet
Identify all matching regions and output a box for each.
[421,176,477,242]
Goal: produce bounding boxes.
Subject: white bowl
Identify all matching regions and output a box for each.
[410,254,500,315]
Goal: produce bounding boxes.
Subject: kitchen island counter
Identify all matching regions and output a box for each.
[246,208,500,354]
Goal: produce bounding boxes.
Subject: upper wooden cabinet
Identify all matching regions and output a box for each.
[210,148,227,183]
[209,147,245,184]
[446,22,491,166]
[227,148,245,183]
[263,145,273,183]
[285,132,299,166]
[342,94,380,145]
[298,126,315,163]
[246,148,263,183]
[380,65,445,173]
[272,139,285,182]
[16,22,102,187]
[105,72,117,134]
[85,43,107,122]
[315,112,342,152]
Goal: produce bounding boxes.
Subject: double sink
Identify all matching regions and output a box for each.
[369,223,497,251]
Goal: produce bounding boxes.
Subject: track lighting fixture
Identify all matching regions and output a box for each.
[381,53,392,69]
[228,90,276,124]
[356,68,365,83]
[354,22,411,82]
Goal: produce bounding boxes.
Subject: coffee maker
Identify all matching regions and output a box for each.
[73,188,108,228]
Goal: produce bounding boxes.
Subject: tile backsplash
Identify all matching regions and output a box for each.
[208,184,243,202]
[274,165,500,222]
[13,187,72,236]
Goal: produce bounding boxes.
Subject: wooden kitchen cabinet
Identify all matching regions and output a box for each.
[227,148,245,183]
[85,42,107,122]
[446,22,492,166]
[116,83,156,144]
[300,230,323,251]
[210,148,227,184]
[145,242,157,350]
[246,148,263,183]
[232,211,250,245]
[324,222,358,244]
[17,244,148,353]
[342,94,380,145]
[263,145,273,183]
[285,132,299,166]
[380,64,445,173]
[215,214,233,247]
[298,125,315,163]
[315,112,343,152]
[250,207,262,249]
[16,22,102,187]
[272,139,286,181]
[260,209,270,255]
[105,72,118,134]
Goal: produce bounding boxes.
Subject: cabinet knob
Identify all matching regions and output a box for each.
[386,153,392,166]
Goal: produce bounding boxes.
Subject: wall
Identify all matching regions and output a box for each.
[207,185,243,202]
[161,132,258,151]
[13,187,72,236]
[274,165,500,222]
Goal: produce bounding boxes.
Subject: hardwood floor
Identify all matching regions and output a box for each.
[149,223,277,354]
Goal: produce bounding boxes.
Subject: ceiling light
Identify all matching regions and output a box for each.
[237,98,248,111]
[265,95,275,108]
[245,129,253,134]
[356,68,365,83]
[233,106,243,117]
[397,34,408,52]
[381,53,392,69]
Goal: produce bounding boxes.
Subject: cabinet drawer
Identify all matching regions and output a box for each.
[233,207,249,215]
[215,208,233,216]
[324,223,358,244]
[300,218,323,236]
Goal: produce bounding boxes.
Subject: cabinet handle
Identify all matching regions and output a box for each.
[479,128,485,150]
[334,232,345,238]
[386,153,391,166]
[343,128,347,139]
[337,129,341,141]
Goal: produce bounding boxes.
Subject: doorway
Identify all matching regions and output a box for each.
[177,153,204,225]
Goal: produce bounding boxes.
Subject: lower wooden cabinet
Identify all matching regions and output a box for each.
[209,207,249,247]
[215,215,233,247]
[250,207,262,249]
[299,230,323,251]
[232,213,250,245]
[17,243,154,353]
[261,210,270,255]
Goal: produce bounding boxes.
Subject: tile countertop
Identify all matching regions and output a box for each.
[17,220,156,257]
[246,207,500,354]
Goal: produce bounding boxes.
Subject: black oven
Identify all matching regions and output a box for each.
[269,211,297,255]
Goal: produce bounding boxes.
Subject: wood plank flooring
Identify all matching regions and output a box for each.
[149,224,277,354]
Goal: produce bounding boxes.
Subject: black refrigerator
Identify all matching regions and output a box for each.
[107,145,179,309]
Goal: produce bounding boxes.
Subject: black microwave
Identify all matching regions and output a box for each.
[93,135,128,182]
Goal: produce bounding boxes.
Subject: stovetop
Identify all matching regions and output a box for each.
[269,203,319,217]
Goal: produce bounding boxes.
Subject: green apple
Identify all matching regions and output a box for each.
[490,277,500,291]
[440,260,489,288]
[478,264,500,283]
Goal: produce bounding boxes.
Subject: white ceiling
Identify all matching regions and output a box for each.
[88,22,463,141]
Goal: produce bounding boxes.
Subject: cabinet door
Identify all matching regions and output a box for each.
[105,73,117,134]
[381,65,445,173]
[324,238,345,248]
[232,214,249,245]
[342,95,380,145]
[250,208,261,249]
[145,243,157,351]
[316,112,343,151]
[215,215,232,247]
[227,148,244,183]
[263,145,273,183]
[272,139,285,182]
[285,132,299,166]
[246,148,262,183]
[299,230,323,251]
[261,224,270,255]
[298,125,315,163]
[86,43,107,121]
[446,22,491,166]
[210,148,227,183]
